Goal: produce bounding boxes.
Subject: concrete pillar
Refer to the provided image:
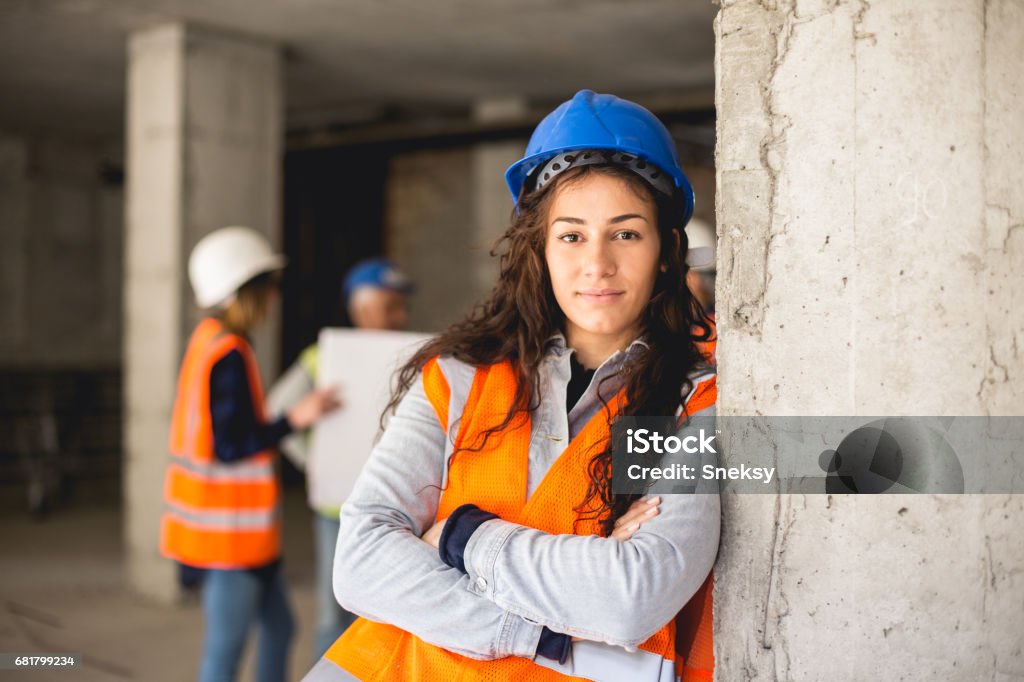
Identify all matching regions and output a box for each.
[715,0,1023,678]
[388,147,476,332]
[124,23,282,601]
[0,135,124,365]
[0,136,31,353]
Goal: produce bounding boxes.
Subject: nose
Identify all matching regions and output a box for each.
[582,239,616,279]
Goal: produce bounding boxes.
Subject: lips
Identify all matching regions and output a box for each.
[577,288,625,303]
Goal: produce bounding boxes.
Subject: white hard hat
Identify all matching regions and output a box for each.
[188,226,287,309]
[685,218,716,272]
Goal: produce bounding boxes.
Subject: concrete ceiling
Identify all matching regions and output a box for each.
[0,0,717,142]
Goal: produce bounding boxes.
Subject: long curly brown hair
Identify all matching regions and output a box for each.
[385,163,712,535]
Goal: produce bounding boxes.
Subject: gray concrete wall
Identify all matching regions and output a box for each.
[387,139,525,333]
[123,23,282,602]
[715,0,1023,679]
[0,133,123,368]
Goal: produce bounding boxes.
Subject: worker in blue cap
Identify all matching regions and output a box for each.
[267,257,414,662]
[340,258,414,331]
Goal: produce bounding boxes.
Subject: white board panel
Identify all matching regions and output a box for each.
[309,328,432,509]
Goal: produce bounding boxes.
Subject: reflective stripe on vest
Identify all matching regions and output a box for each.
[322,356,716,681]
[165,500,280,531]
[160,317,281,569]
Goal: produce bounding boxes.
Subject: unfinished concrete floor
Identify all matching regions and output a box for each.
[0,486,322,681]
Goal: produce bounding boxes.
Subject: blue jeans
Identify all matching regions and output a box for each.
[199,565,295,682]
[313,513,357,661]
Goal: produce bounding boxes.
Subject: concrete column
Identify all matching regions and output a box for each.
[715,1,1023,678]
[0,136,31,353]
[388,147,476,332]
[124,23,282,601]
[0,135,124,365]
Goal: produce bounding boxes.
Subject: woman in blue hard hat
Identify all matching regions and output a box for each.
[304,90,718,682]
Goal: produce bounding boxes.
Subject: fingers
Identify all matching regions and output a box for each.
[610,523,639,541]
[610,496,660,541]
[612,496,660,529]
[318,386,343,413]
[289,387,343,427]
[611,500,660,541]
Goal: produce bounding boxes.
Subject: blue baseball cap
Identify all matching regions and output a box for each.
[342,258,415,302]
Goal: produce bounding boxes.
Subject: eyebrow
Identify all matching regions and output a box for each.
[551,214,650,225]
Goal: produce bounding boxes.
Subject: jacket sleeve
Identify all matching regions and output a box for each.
[332,373,543,660]
[209,350,293,462]
[460,414,721,650]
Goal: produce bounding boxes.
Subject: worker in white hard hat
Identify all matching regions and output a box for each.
[267,257,415,663]
[685,217,717,363]
[161,226,340,682]
[684,217,716,314]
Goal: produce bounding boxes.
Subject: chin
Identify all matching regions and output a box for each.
[574,317,633,338]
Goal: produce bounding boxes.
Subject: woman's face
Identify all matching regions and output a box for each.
[544,172,661,355]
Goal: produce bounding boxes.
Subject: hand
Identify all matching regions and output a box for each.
[562,501,661,645]
[422,517,447,549]
[610,496,661,541]
[287,386,342,429]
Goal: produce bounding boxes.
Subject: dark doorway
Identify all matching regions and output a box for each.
[281,147,390,367]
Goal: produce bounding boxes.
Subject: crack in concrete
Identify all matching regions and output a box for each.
[744,1,797,336]
[851,0,876,43]
[987,203,1024,252]
[761,493,782,651]
[988,344,1010,385]
[986,534,997,590]
[770,497,797,681]
[981,532,994,624]
[759,411,790,671]
[1002,222,1024,252]
[976,371,989,405]
[749,0,868,328]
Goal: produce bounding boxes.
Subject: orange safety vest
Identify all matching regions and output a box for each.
[160,317,281,569]
[324,357,716,681]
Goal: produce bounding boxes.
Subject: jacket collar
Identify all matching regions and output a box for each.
[545,332,649,364]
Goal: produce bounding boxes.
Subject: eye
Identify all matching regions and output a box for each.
[558,233,582,243]
[613,230,642,241]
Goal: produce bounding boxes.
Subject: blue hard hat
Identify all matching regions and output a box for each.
[505,90,694,224]
[342,258,415,302]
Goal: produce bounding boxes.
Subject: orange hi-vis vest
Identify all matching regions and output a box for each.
[324,357,716,681]
[160,317,281,569]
